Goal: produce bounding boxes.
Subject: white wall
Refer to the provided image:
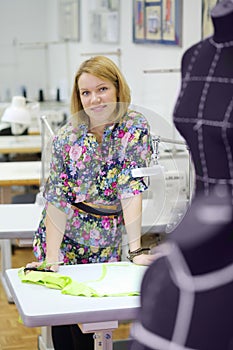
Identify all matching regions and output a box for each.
[0,0,48,100]
[0,0,203,136]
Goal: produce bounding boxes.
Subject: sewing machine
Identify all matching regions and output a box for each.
[141,135,192,235]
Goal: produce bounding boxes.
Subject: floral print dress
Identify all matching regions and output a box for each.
[33,110,152,265]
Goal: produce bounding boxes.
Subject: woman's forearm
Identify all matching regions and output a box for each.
[45,203,67,263]
[121,194,142,252]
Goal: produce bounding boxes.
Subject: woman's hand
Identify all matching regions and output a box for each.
[132,251,164,266]
[25,261,60,272]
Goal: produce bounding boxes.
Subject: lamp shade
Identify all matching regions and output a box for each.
[2,96,31,125]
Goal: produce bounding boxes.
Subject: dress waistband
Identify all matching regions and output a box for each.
[72,201,123,217]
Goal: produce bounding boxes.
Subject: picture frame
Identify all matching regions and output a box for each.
[89,0,120,44]
[202,0,218,39]
[59,0,80,41]
[133,0,183,46]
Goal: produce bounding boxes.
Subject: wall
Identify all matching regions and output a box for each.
[46,0,203,138]
[0,0,203,137]
[0,0,48,100]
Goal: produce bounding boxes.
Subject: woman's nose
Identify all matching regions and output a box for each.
[91,93,101,104]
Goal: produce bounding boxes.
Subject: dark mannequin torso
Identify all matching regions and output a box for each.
[173,8,233,197]
[130,192,233,350]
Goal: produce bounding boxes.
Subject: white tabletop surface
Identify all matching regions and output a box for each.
[0,135,41,154]
[0,161,41,185]
[6,263,146,327]
[0,203,43,238]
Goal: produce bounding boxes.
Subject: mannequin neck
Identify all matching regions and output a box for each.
[211,2,233,43]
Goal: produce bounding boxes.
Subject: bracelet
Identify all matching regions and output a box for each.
[127,247,151,262]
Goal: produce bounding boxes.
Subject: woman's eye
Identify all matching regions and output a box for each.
[100,87,108,92]
[82,91,89,96]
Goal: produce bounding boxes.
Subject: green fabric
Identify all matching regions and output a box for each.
[18,263,147,297]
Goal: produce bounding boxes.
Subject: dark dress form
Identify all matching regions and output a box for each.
[130,3,233,350]
[173,6,233,197]
[130,188,233,350]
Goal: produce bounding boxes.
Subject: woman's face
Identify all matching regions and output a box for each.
[78,73,118,128]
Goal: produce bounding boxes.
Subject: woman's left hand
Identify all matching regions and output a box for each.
[132,251,164,266]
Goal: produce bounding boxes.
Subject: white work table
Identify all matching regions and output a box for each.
[0,160,41,186]
[6,263,144,327]
[0,203,43,239]
[0,160,41,203]
[6,263,146,350]
[0,203,43,303]
[0,135,41,154]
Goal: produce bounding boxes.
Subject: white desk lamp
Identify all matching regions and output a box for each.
[2,96,31,135]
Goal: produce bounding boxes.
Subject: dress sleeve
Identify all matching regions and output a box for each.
[43,134,71,214]
[117,116,153,199]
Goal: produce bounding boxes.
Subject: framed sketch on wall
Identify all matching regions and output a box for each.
[202,0,219,39]
[89,0,120,44]
[133,0,182,46]
[59,0,80,41]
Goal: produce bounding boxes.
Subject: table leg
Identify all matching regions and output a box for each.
[0,239,13,303]
[0,186,12,204]
[37,322,118,350]
[38,327,54,350]
[81,321,118,350]
[93,330,114,350]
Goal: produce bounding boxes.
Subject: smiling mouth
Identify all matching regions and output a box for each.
[91,105,107,112]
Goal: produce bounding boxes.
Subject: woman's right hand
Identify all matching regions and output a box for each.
[25,261,60,272]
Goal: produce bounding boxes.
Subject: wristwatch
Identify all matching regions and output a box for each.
[127,247,150,262]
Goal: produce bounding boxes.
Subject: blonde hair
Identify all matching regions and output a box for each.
[70,56,131,124]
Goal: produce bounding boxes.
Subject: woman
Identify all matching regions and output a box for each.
[27,56,156,349]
